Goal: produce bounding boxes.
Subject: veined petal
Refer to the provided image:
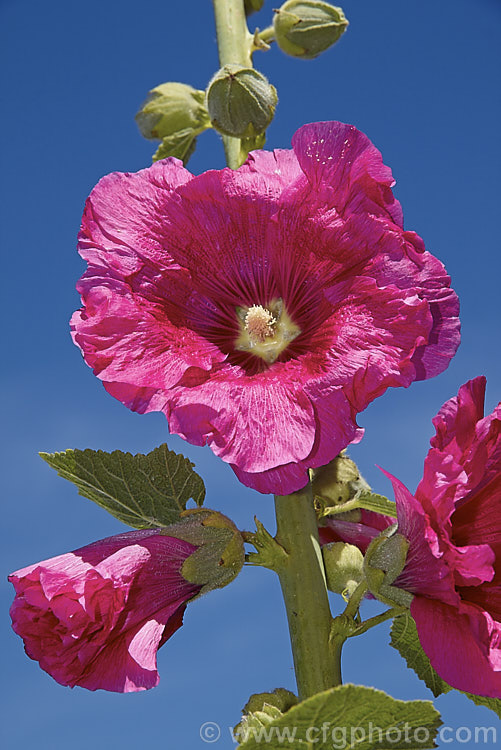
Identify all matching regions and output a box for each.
[72,121,460,495]
[411,597,501,697]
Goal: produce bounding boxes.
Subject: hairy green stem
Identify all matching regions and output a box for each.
[349,607,403,638]
[343,580,369,620]
[274,484,340,699]
[258,25,275,45]
[212,0,253,168]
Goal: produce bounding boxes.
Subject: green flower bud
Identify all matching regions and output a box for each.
[322,542,364,597]
[135,82,211,164]
[244,0,265,15]
[312,453,370,517]
[206,64,278,139]
[165,508,245,595]
[234,689,298,743]
[273,0,348,59]
[135,82,210,140]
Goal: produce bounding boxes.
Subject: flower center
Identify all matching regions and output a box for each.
[234,298,301,364]
[244,305,276,342]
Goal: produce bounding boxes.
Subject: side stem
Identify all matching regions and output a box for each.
[212,0,253,168]
[274,483,340,700]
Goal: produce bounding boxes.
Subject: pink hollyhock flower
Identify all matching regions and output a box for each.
[390,377,501,697]
[71,120,460,494]
[9,530,201,692]
[324,378,501,696]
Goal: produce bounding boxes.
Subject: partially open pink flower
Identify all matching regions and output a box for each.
[71,121,460,494]
[9,530,200,692]
[340,378,501,696]
[389,377,501,697]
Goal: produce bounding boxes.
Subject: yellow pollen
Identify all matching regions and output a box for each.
[244,305,276,342]
[234,298,301,364]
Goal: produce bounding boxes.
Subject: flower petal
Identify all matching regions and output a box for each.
[383,471,456,603]
[292,121,403,224]
[78,158,192,274]
[411,597,501,697]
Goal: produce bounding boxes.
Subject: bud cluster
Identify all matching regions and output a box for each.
[135,1,348,163]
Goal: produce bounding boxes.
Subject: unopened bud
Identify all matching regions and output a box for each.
[323,542,364,597]
[312,453,370,516]
[206,64,277,138]
[234,689,298,741]
[136,82,210,140]
[135,82,211,163]
[165,509,245,595]
[273,0,348,59]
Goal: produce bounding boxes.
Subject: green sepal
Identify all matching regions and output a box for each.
[153,129,198,164]
[364,525,413,608]
[236,684,441,749]
[244,517,288,570]
[172,509,245,595]
[40,445,205,529]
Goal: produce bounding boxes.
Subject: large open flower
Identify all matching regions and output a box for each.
[72,121,460,494]
[9,530,201,692]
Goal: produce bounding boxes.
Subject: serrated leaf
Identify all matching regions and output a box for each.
[390,613,451,698]
[463,692,501,719]
[40,444,205,528]
[235,684,441,749]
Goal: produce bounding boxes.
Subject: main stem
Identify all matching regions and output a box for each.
[275,484,341,700]
[212,0,253,169]
[212,0,341,700]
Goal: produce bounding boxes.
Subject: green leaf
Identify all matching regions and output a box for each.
[235,684,441,749]
[463,693,501,719]
[390,613,451,698]
[40,445,205,529]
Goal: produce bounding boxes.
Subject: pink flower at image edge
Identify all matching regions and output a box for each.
[71,120,460,494]
[9,530,200,692]
[324,377,501,697]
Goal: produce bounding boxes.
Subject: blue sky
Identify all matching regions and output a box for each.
[1,0,500,747]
